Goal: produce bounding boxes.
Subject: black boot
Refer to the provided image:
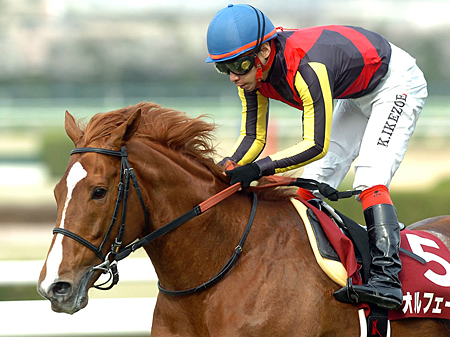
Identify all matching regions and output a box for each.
[334,204,403,310]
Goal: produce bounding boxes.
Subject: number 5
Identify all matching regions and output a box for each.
[406,233,450,287]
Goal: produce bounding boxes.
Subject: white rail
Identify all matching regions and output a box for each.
[0,297,156,336]
[0,258,158,286]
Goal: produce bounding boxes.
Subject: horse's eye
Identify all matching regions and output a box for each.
[92,187,107,200]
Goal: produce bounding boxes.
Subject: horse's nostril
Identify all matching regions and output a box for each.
[49,282,72,302]
[52,282,71,295]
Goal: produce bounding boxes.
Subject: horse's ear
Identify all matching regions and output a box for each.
[108,108,141,150]
[65,110,83,145]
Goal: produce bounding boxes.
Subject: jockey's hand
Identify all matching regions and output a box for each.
[225,162,262,188]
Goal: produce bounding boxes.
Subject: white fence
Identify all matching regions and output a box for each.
[0,258,158,286]
[0,258,158,336]
[0,298,156,337]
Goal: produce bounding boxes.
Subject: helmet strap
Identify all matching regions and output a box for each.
[255,62,264,86]
[254,39,276,88]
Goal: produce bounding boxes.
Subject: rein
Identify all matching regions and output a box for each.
[54,145,360,294]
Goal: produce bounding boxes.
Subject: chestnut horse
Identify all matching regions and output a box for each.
[38,102,450,336]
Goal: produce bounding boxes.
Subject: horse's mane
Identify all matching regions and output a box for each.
[81,102,295,200]
[81,102,224,176]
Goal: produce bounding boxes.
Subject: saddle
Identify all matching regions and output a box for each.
[290,197,450,336]
[248,176,450,324]
[291,197,426,285]
[291,197,371,283]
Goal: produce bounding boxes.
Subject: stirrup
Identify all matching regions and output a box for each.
[333,278,361,304]
[334,278,403,310]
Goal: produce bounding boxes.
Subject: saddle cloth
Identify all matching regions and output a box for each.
[290,197,450,321]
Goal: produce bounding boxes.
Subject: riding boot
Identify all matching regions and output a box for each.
[334,203,403,310]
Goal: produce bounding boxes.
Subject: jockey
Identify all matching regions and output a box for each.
[206,4,427,310]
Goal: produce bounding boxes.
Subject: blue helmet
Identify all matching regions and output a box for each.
[206,4,277,63]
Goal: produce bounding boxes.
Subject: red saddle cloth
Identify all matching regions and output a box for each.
[390,229,450,320]
[300,199,450,321]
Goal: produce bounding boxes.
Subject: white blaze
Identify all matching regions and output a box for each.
[41,162,87,292]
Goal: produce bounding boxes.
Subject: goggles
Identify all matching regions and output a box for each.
[214,54,255,75]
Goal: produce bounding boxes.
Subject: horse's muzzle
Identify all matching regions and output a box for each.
[38,269,96,314]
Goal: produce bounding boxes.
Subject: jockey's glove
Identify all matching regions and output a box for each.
[225,162,262,188]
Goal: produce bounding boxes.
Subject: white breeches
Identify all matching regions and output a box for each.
[302,43,428,193]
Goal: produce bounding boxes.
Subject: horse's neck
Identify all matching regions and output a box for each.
[134,144,246,290]
[146,193,251,292]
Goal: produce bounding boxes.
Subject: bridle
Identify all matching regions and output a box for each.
[52,146,256,294]
[53,145,361,293]
[53,146,150,289]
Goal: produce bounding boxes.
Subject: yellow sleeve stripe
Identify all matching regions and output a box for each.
[228,88,269,165]
[269,62,333,173]
[228,88,248,156]
[309,61,332,148]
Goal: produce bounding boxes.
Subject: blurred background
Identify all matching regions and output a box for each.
[1,0,449,335]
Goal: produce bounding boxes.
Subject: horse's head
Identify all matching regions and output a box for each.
[38,102,228,314]
[37,107,144,314]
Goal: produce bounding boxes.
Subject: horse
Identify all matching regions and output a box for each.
[37,102,450,336]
